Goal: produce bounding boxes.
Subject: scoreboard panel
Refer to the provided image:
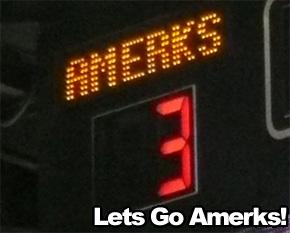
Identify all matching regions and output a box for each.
[2,0,288,232]
[40,1,289,231]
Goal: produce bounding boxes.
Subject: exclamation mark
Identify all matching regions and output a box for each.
[280,207,288,226]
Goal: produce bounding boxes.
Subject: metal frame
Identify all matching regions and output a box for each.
[264,0,290,140]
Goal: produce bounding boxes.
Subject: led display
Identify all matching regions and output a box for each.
[64,12,222,101]
[91,86,197,210]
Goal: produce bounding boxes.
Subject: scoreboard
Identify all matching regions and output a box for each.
[61,9,223,211]
[44,1,289,231]
[2,0,289,232]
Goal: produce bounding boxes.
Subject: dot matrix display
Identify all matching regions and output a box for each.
[64,12,222,101]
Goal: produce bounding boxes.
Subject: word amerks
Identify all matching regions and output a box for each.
[65,12,222,101]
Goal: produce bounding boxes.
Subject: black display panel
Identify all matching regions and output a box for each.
[92,86,197,210]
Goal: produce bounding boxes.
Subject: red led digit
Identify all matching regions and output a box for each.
[156,95,195,197]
